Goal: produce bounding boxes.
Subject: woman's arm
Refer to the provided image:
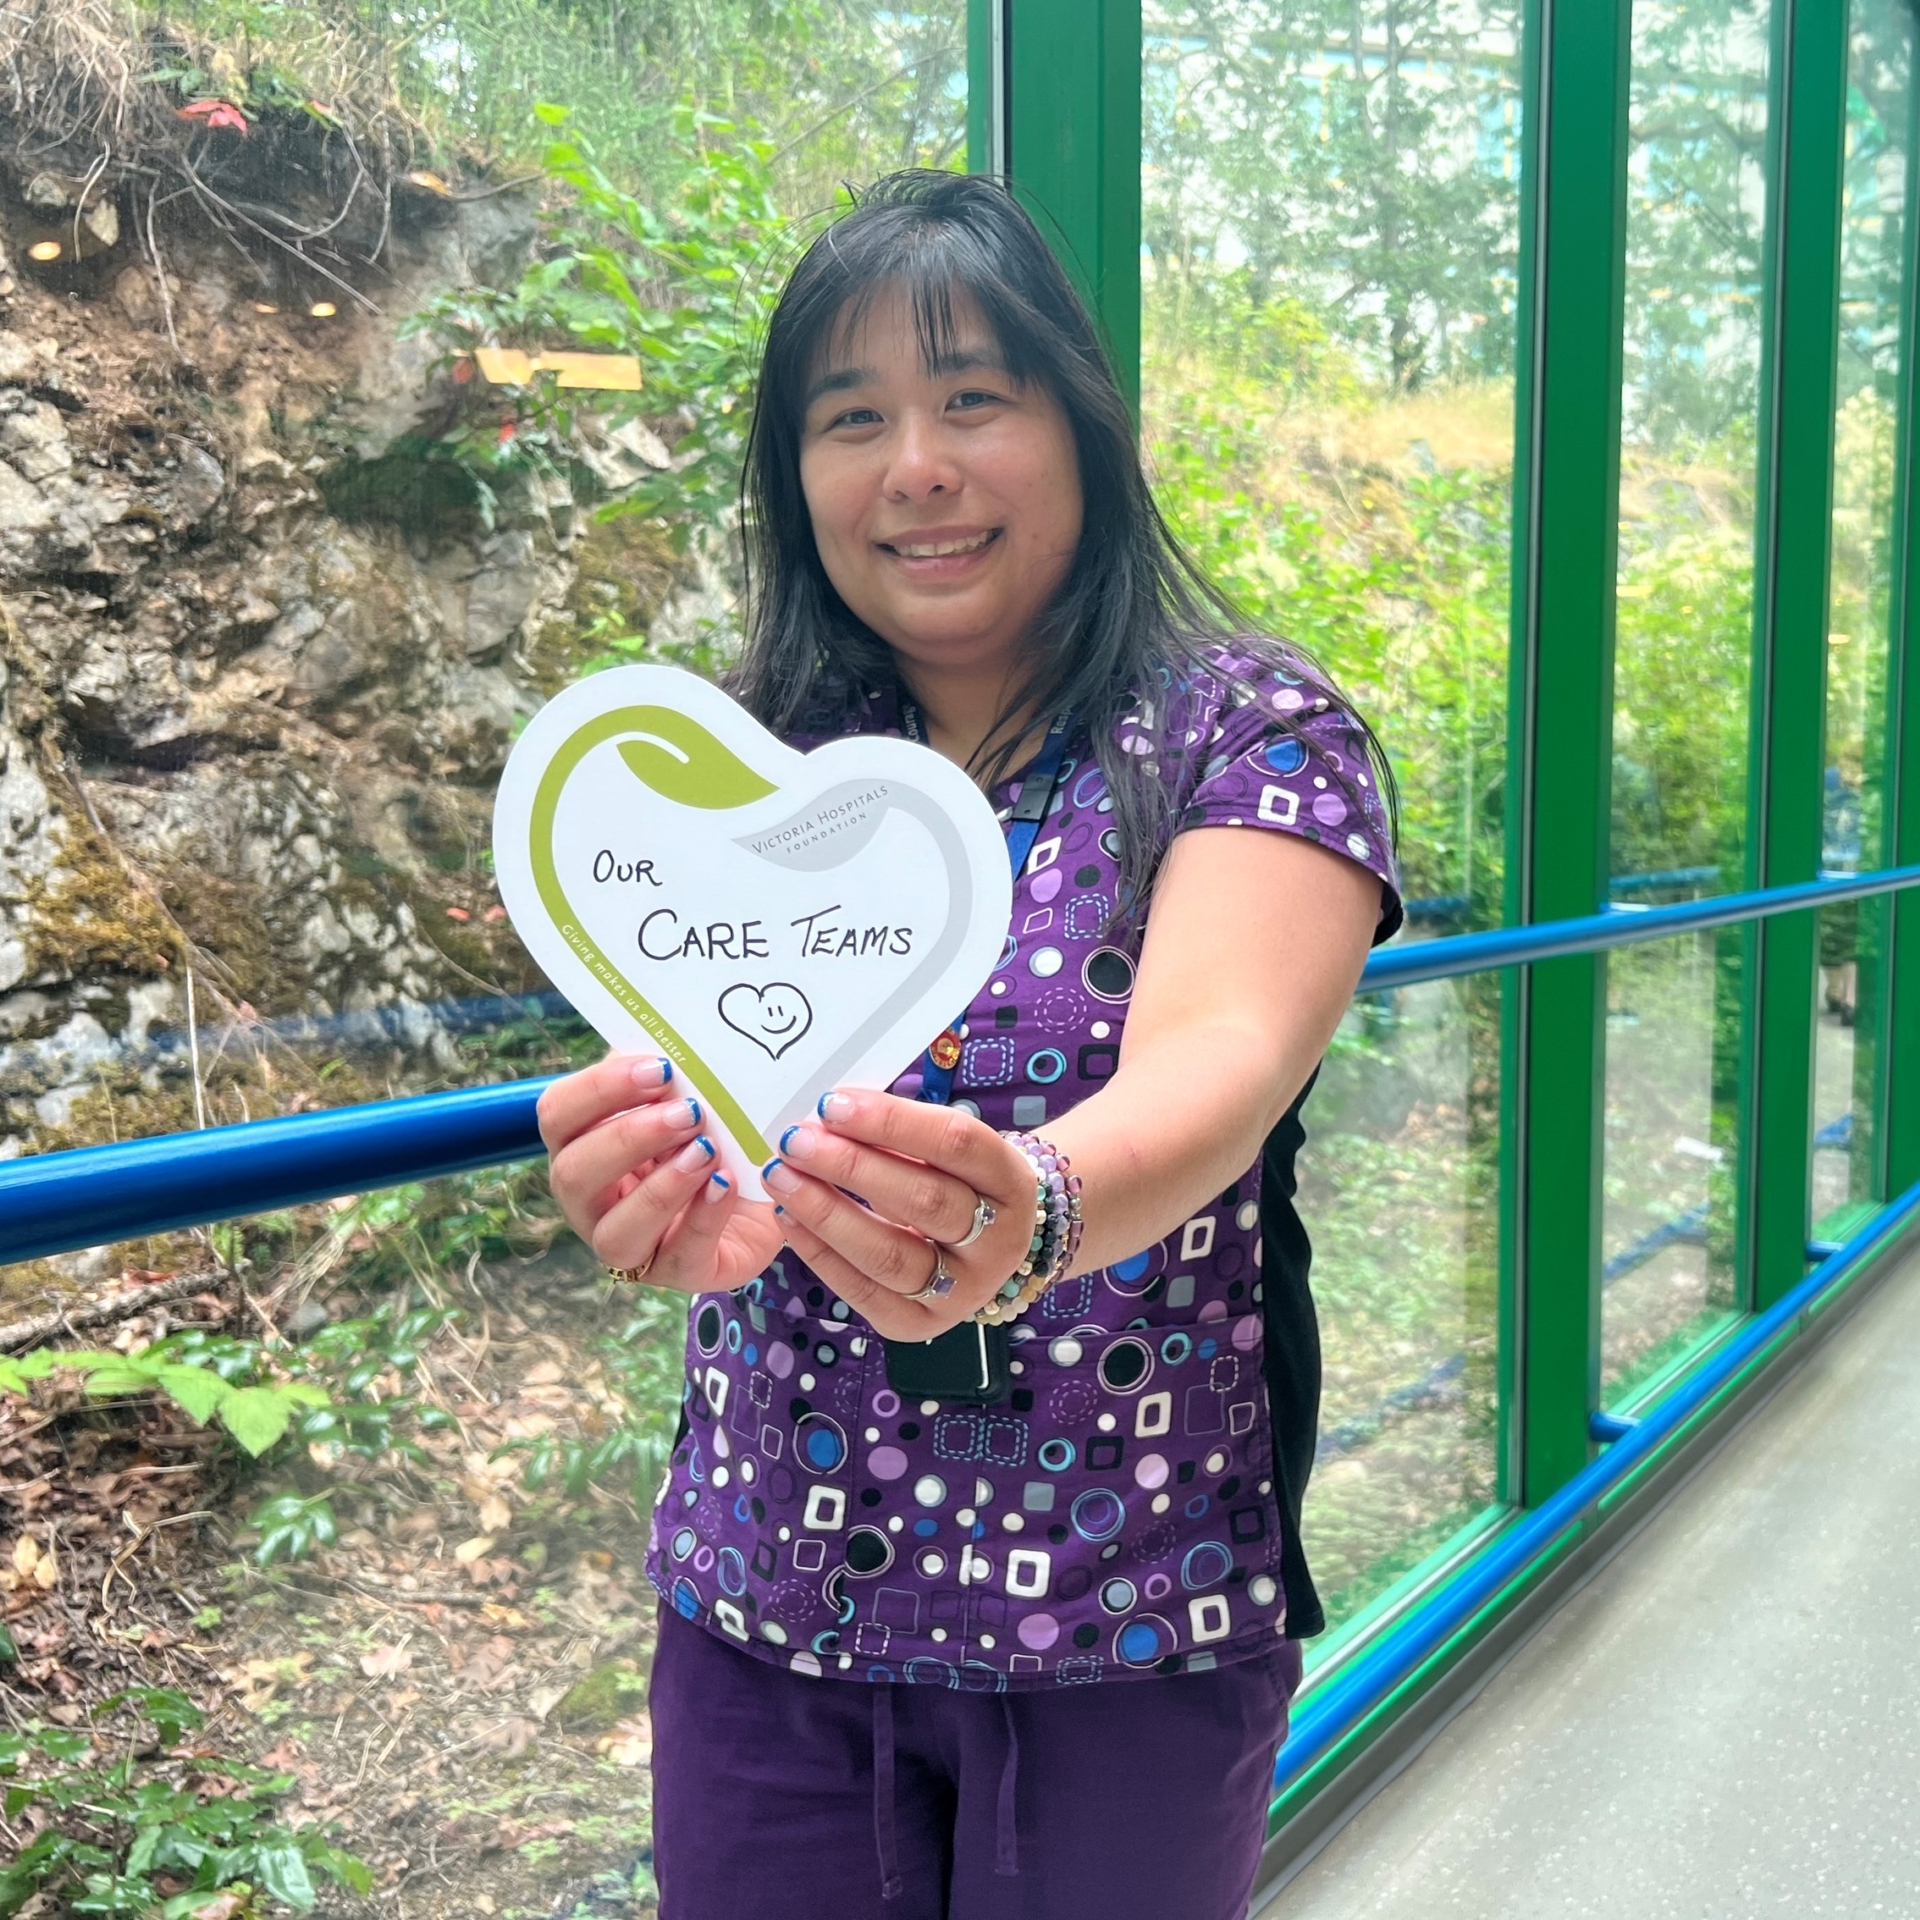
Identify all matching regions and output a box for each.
[1045,826,1378,1269]
[767,828,1381,1335]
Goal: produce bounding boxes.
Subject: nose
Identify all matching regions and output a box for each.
[881,409,959,502]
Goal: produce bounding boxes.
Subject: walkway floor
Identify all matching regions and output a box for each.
[1264,1246,1920,1919]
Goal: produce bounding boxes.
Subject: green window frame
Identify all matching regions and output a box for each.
[970,0,1920,1541]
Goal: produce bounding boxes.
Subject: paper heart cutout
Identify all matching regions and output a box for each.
[492,665,1013,1198]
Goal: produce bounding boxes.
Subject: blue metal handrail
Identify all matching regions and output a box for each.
[2,860,1917,1268]
[1272,1175,1920,1796]
[1363,861,1920,991]
[0,1080,552,1266]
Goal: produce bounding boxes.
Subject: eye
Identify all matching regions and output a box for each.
[827,405,883,429]
[951,388,1001,412]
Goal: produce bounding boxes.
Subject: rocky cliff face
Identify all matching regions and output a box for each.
[0,175,688,1155]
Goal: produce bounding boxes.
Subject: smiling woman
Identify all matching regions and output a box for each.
[796,286,1084,738]
[534,170,1401,1920]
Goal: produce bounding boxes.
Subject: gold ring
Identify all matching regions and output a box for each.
[607,1256,655,1284]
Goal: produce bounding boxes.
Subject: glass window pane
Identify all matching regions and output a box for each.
[1604,0,1767,1392]
[1140,1,1520,1633]
[1296,977,1500,1631]
[1611,0,1768,898]
[1601,931,1740,1404]
[1814,0,1913,1230]
[1142,0,1522,938]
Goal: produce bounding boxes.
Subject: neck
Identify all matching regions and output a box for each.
[901,658,1040,771]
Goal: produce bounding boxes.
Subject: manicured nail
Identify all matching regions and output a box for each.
[704,1172,731,1205]
[674,1097,703,1128]
[817,1091,854,1124]
[633,1056,672,1087]
[762,1158,801,1194]
[779,1123,819,1160]
[675,1136,716,1170]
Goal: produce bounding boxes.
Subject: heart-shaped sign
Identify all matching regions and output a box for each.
[493,666,1013,1198]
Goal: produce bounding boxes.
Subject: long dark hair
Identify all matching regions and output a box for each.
[732,168,1396,916]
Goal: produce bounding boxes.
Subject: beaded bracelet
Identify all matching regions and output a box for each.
[974,1132,1083,1327]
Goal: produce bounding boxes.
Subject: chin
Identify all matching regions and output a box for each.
[888,624,1013,668]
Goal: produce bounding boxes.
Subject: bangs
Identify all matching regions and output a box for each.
[795,222,1048,408]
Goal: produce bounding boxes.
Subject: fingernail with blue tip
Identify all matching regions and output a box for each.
[703,1172,731,1205]
[762,1158,801,1195]
[779,1124,802,1155]
[675,1136,716,1170]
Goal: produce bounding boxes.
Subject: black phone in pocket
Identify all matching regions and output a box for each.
[883,1321,1011,1407]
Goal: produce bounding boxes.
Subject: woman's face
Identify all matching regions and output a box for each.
[798,282,1084,685]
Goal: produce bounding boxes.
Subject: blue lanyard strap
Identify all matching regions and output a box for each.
[902,706,1075,1105]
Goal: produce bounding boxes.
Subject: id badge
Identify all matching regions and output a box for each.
[883,1321,1011,1407]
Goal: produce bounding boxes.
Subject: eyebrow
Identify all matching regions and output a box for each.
[804,366,874,407]
[803,347,1011,410]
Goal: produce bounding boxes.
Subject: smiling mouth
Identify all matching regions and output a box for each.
[879,529,1001,558]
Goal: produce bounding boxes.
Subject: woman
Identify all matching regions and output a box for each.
[537,170,1401,1919]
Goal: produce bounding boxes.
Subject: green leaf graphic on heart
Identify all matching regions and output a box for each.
[530,705,781,1161]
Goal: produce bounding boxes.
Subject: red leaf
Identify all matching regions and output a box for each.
[177,99,250,133]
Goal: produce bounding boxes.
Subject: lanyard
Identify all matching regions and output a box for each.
[901,704,1076,1106]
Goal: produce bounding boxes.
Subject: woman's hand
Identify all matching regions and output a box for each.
[539,1053,783,1294]
[762,1090,1039,1341]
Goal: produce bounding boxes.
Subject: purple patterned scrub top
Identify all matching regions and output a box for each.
[645,646,1401,1690]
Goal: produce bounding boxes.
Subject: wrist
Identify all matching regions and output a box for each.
[974,1131,1083,1326]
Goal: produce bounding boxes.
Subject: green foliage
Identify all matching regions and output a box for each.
[1612,523,1755,879]
[248,1491,340,1567]
[0,1689,369,1917]
[1150,380,1512,914]
[0,1342,327,1459]
[1620,0,1770,453]
[404,103,784,552]
[507,1288,688,1505]
[1145,0,1524,392]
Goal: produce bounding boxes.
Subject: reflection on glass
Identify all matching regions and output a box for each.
[1611,0,1768,893]
[1296,976,1499,1634]
[1141,1,1523,933]
[1814,0,1912,1227]
[1602,931,1740,1402]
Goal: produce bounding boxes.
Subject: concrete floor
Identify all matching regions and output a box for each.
[1264,1246,1920,1920]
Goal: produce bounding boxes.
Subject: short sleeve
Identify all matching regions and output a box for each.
[1174,663,1403,945]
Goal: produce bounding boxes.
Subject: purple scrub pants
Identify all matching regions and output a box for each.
[648,1605,1302,1920]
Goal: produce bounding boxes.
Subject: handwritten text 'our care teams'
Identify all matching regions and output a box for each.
[590,852,916,963]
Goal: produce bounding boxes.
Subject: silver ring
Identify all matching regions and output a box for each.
[907,1247,957,1303]
[946,1194,996,1251]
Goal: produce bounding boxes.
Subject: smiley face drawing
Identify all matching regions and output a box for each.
[718,982,814,1060]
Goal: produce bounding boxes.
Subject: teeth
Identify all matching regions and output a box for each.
[893,532,994,557]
